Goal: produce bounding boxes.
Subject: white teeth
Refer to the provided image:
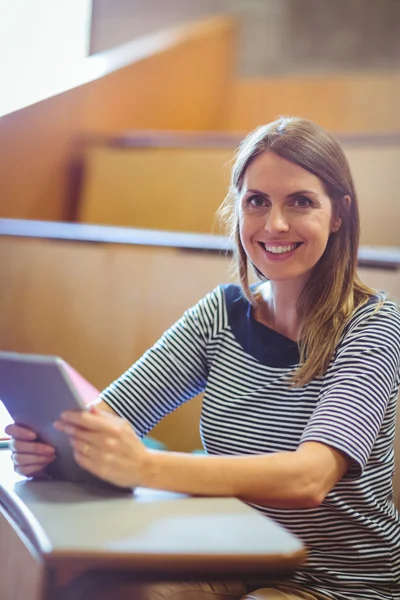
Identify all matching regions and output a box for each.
[263,244,298,254]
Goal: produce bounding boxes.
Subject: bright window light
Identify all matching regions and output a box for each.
[0,0,92,117]
[0,401,12,441]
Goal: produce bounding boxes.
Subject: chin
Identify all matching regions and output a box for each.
[256,266,313,286]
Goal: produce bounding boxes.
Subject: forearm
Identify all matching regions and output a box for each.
[142,449,320,509]
[89,401,310,506]
[56,407,347,505]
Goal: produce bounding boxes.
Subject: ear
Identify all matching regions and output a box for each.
[331,195,351,233]
[343,195,351,210]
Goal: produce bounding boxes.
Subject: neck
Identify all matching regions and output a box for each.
[259,277,307,341]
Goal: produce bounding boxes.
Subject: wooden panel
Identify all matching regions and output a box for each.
[0,88,85,221]
[0,237,233,387]
[78,147,233,233]
[347,145,400,247]
[80,19,236,134]
[78,142,400,246]
[228,74,400,134]
[357,267,400,302]
[0,16,236,222]
[0,237,236,451]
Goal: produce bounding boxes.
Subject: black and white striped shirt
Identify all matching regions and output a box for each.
[101,284,400,600]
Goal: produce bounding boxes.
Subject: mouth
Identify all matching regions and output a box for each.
[259,242,303,255]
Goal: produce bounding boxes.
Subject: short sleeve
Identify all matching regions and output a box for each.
[300,300,400,479]
[99,286,225,437]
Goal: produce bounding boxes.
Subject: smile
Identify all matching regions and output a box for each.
[261,242,303,255]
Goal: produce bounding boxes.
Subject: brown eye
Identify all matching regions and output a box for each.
[293,196,312,208]
[248,195,266,208]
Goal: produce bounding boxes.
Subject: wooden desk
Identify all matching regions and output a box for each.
[0,450,306,600]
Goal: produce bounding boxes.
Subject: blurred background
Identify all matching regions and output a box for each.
[91,0,400,74]
[0,0,399,450]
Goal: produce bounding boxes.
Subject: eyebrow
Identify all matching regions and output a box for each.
[243,188,319,199]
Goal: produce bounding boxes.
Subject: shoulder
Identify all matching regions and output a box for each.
[336,295,400,362]
[187,284,241,332]
[344,296,400,337]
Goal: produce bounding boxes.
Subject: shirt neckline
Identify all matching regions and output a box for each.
[224,284,300,368]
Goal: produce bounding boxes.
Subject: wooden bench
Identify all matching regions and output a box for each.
[74,131,400,247]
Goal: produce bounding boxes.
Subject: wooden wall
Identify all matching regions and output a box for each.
[0,16,236,222]
[0,233,398,452]
[77,145,233,233]
[0,236,235,451]
[77,139,400,246]
[345,142,399,246]
[228,73,400,134]
[1,10,400,228]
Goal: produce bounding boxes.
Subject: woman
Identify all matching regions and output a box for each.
[7,117,400,600]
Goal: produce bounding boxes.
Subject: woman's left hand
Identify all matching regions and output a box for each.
[54,407,149,488]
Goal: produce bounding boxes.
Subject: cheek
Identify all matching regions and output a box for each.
[304,213,332,241]
[238,218,258,259]
[237,211,247,244]
[238,219,250,251]
[238,212,250,239]
[239,211,261,234]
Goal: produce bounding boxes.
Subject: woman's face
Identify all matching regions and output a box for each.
[239,151,340,287]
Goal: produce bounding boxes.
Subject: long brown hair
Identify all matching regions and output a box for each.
[219,116,378,386]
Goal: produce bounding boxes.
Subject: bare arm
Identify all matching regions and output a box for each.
[56,409,349,509]
[142,440,349,509]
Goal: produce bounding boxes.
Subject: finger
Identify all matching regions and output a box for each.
[71,438,94,459]
[53,421,106,448]
[72,447,131,489]
[59,409,103,429]
[9,439,55,455]
[12,453,55,468]
[57,410,121,433]
[14,464,51,478]
[72,444,102,476]
[54,423,108,459]
[5,424,37,440]
[71,437,118,475]
[53,420,84,438]
[70,436,113,458]
[69,433,112,461]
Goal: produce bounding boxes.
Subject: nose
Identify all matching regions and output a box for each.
[264,206,289,233]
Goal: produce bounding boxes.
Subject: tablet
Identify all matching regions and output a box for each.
[0,351,128,490]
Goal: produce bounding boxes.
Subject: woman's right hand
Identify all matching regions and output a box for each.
[5,423,56,478]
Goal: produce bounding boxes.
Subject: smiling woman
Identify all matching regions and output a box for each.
[239,153,338,286]
[6,117,400,600]
[219,117,368,385]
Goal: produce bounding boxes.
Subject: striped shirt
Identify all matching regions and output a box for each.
[101,284,400,600]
